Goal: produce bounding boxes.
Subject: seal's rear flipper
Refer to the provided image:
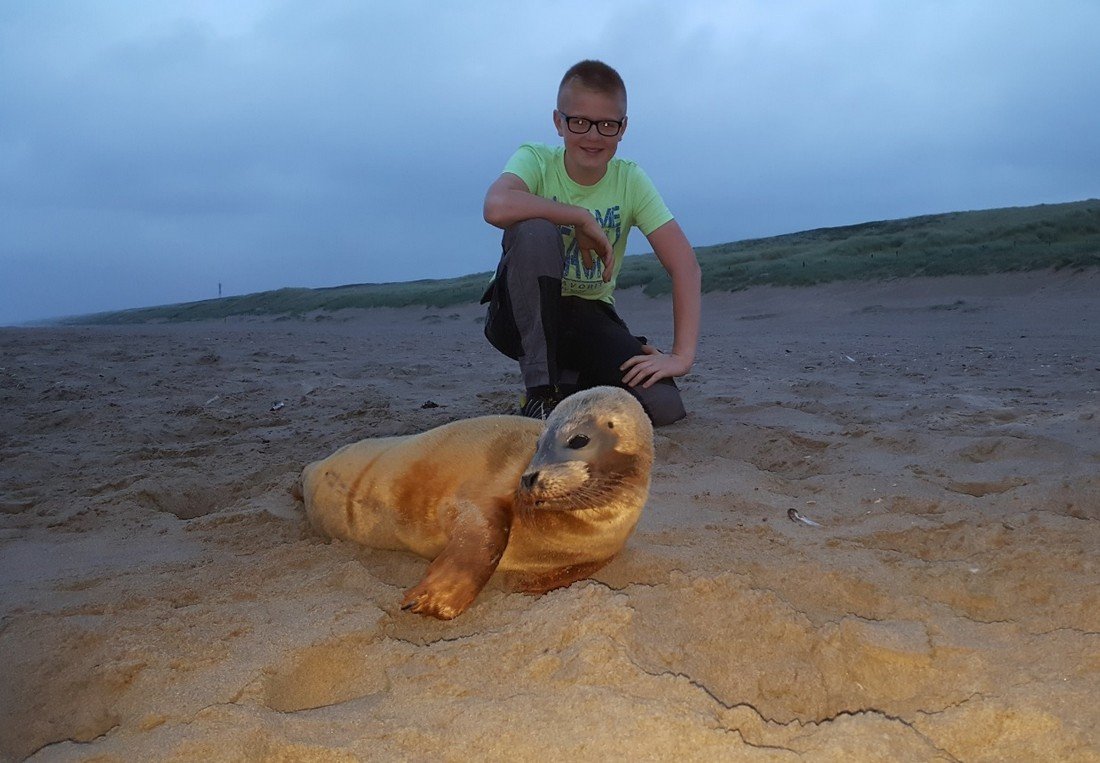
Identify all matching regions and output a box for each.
[514,558,611,596]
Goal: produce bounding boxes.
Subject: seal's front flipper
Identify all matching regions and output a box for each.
[400,499,511,620]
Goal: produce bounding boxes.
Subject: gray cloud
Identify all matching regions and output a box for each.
[1,1,1097,323]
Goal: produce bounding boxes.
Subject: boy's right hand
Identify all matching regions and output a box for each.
[573,215,614,282]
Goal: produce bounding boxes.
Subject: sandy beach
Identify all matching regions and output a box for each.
[1,270,1098,761]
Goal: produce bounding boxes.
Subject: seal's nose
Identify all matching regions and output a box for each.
[521,472,539,490]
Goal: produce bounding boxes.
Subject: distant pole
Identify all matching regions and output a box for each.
[218,282,222,298]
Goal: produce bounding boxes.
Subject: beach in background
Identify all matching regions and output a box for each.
[2,270,1098,760]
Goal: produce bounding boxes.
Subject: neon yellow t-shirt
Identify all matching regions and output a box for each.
[503,142,673,304]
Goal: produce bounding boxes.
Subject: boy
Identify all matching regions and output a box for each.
[481,60,701,426]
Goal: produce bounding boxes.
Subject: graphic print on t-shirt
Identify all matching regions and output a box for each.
[557,204,622,294]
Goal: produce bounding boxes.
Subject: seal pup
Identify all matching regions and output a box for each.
[296,386,654,619]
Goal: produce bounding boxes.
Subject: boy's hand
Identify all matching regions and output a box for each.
[620,345,692,388]
[573,215,614,282]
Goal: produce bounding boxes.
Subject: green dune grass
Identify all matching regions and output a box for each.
[63,199,1100,324]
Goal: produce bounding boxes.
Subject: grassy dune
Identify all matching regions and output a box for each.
[65,199,1099,324]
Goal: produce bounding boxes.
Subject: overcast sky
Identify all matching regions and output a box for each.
[1,1,1097,325]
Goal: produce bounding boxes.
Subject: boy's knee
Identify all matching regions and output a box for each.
[508,217,559,239]
[504,219,561,256]
[630,381,686,427]
[502,219,564,281]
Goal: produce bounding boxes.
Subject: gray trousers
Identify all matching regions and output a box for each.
[482,219,686,426]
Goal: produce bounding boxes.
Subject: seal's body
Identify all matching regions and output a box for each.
[297,386,654,619]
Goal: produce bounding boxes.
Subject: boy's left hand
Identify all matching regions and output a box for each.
[620,345,692,388]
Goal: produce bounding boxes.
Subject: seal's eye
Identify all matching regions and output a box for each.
[566,434,590,450]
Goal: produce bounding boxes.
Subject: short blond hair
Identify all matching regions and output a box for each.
[558,60,627,111]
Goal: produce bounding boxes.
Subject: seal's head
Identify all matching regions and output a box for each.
[518,386,654,513]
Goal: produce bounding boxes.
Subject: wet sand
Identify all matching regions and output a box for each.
[1,270,1098,761]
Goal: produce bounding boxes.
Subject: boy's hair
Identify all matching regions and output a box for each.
[558,60,627,110]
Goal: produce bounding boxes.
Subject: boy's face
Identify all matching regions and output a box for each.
[554,83,628,183]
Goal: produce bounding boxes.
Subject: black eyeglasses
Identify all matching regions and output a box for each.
[558,111,625,137]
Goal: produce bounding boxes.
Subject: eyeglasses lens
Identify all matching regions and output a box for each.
[567,118,620,137]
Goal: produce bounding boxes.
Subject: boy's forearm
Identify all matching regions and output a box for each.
[646,220,701,368]
[670,266,701,365]
[484,189,587,230]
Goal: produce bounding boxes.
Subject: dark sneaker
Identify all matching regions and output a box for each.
[520,392,558,420]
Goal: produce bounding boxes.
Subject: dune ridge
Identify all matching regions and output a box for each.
[54,198,1100,326]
